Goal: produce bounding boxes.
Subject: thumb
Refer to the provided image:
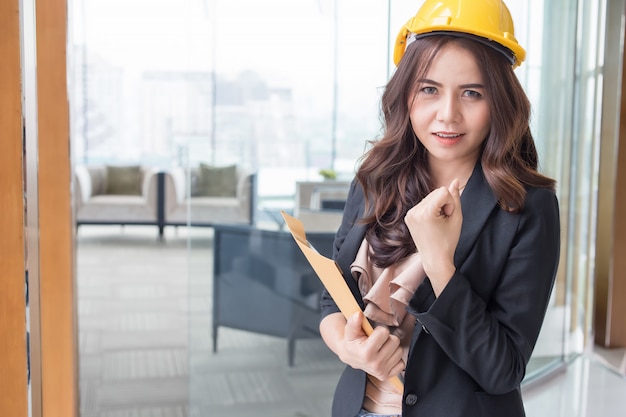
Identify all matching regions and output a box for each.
[344,311,367,342]
[445,179,463,220]
[440,179,461,217]
[448,178,461,199]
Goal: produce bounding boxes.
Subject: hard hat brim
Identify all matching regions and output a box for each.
[411,31,517,66]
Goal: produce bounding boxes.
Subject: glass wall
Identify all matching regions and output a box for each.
[68,0,613,415]
[511,0,607,367]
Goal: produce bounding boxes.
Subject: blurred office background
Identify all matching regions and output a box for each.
[5,1,626,416]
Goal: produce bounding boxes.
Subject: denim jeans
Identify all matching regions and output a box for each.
[355,409,401,417]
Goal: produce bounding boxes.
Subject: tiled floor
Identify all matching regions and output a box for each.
[524,354,626,417]
[76,225,626,417]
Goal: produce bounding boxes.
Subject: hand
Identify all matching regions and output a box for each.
[339,312,405,382]
[404,179,463,296]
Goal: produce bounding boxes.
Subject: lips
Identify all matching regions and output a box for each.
[433,132,464,145]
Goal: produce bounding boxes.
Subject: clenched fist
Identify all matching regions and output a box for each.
[404,179,463,296]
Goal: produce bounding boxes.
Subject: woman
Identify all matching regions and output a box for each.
[319,1,561,416]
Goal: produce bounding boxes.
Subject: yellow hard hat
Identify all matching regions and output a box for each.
[393,0,526,68]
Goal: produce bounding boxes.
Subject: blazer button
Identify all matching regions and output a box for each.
[405,393,418,406]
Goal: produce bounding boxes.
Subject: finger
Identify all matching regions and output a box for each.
[434,187,456,217]
[344,311,367,342]
[378,338,403,365]
[367,325,392,352]
[448,178,460,197]
[420,187,449,217]
[449,179,463,205]
[449,178,463,218]
[440,179,460,217]
[374,345,405,381]
[386,359,406,381]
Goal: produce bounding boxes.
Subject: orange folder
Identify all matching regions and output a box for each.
[281,211,404,392]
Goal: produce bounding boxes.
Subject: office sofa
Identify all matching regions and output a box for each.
[74,163,255,237]
[74,164,164,234]
[163,164,255,227]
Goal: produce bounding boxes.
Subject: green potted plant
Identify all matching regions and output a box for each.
[319,168,337,181]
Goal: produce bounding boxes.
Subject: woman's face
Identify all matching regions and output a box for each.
[408,42,490,171]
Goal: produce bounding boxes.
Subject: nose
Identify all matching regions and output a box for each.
[436,94,461,125]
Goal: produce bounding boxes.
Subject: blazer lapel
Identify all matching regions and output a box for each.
[335,202,367,273]
[454,163,498,267]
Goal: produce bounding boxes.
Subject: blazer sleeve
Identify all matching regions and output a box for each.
[408,187,561,394]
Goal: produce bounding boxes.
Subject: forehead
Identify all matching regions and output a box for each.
[423,42,483,82]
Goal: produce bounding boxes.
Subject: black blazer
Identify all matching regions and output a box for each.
[320,164,560,417]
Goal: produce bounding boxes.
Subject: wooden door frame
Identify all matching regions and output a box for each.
[594,0,626,348]
[35,0,78,414]
[1,0,76,416]
[0,0,29,415]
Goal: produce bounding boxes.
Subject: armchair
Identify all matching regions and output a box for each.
[163,164,255,227]
[74,164,164,235]
[211,224,335,366]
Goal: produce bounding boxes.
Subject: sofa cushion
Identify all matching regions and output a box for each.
[196,163,238,197]
[105,165,142,195]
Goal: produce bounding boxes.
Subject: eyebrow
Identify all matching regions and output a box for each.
[417,78,485,89]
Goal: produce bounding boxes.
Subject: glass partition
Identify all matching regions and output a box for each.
[187,3,610,413]
[507,0,608,377]
[68,0,611,415]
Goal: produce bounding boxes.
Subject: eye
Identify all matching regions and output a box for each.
[463,89,483,98]
[420,86,437,95]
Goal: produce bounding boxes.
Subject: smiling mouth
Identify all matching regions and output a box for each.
[434,132,463,138]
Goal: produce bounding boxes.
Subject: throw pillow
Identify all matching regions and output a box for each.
[197,163,238,197]
[104,165,142,195]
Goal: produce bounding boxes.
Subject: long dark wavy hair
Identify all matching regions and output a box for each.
[356,35,556,268]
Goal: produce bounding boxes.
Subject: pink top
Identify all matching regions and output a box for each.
[350,238,426,415]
